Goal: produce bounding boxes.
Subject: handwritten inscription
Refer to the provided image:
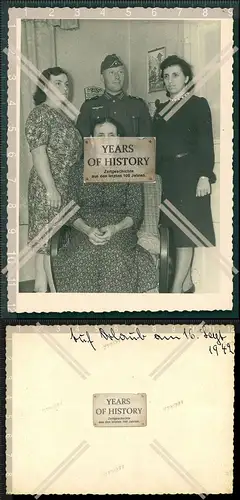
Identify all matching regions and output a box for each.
[70,326,234,355]
[70,329,96,351]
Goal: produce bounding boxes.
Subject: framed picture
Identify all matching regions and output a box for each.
[147,47,166,93]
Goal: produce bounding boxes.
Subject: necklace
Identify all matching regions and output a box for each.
[170,92,190,102]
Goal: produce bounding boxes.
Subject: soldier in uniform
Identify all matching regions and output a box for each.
[76,54,152,138]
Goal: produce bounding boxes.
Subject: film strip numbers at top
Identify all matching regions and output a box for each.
[7,7,235,20]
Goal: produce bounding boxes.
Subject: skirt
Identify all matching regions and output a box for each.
[160,159,216,248]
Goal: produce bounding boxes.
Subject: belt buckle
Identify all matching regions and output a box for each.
[176,152,188,159]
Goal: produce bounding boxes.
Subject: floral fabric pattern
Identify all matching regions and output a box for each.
[25,103,82,254]
[52,162,158,293]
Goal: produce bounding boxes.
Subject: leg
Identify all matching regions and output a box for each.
[182,249,195,292]
[34,253,48,292]
[44,255,56,293]
[171,247,193,293]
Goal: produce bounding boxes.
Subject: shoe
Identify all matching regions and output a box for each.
[183,284,195,293]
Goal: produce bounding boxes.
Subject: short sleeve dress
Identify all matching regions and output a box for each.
[25,103,82,254]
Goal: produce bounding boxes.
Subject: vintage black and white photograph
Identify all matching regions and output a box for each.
[6,8,233,311]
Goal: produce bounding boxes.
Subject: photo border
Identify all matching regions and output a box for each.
[4,320,236,495]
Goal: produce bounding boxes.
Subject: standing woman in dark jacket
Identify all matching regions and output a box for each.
[153,55,216,293]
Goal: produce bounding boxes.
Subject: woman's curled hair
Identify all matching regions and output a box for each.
[160,55,194,95]
[33,67,68,106]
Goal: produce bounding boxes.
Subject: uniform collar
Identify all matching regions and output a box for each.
[104,90,125,100]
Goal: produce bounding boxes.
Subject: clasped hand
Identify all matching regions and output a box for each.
[88,225,116,246]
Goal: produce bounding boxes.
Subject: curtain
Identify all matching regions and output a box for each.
[20,19,81,226]
[50,19,80,30]
[20,20,57,225]
[19,20,80,280]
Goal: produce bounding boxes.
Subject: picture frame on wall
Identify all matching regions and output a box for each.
[147,47,166,93]
[84,86,104,100]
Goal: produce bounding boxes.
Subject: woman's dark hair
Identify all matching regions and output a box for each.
[33,67,68,105]
[91,117,126,137]
[160,55,194,96]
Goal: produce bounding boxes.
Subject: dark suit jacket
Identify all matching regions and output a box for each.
[152,95,216,183]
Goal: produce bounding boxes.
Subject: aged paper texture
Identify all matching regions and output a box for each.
[6,324,234,494]
[5,7,235,311]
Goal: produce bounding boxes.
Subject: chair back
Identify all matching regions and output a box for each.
[137,175,162,255]
[140,174,162,236]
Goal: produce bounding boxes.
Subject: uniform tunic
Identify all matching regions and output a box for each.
[25,103,82,254]
[153,95,216,247]
[76,90,152,138]
[51,161,158,293]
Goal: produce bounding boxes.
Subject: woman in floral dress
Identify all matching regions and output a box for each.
[25,67,82,292]
[51,118,158,293]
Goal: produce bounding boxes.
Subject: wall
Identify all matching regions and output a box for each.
[182,21,221,139]
[129,20,185,109]
[182,21,221,291]
[56,20,131,111]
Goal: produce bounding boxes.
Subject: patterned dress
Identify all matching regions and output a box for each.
[25,103,82,254]
[51,162,158,293]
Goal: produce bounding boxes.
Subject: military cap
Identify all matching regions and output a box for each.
[100,54,124,73]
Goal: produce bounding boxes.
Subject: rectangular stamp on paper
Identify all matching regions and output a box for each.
[6,323,235,494]
[4,6,236,312]
[84,137,155,183]
[93,393,147,427]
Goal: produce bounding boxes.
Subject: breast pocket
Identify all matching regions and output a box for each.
[130,114,140,136]
[91,106,106,122]
[121,111,139,137]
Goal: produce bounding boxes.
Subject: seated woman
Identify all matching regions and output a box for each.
[51,117,158,293]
